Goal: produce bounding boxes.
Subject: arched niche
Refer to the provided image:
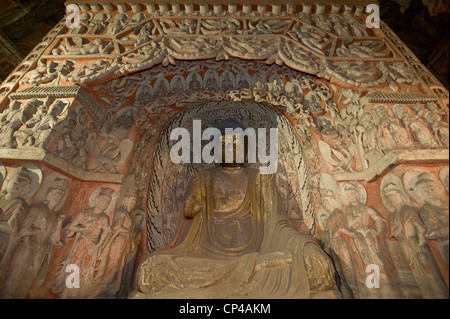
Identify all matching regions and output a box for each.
[143,100,314,252]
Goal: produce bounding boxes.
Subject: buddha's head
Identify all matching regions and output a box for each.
[123,189,138,212]
[220,132,248,168]
[216,118,249,168]
[320,188,339,212]
[383,183,406,211]
[4,167,32,199]
[415,174,444,206]
[341,182,362,205]
[95,187,114,212]
[44,178,69,211]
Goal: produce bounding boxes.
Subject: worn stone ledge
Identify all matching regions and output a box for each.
[0,148,124,183]
[333,149,450,182]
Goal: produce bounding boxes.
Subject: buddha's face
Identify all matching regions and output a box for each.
[416,180,443,206]
[220,134,247,166]
[377,106,389,118]
[123,195,137,212]
[343,187,361,204]
[321,190,338,212]
[95,194,111,211]
[45,189,65,211]
[361,113,374,128]
[385,191,405,211]
[6,175,30,199]
[319,213,329,230]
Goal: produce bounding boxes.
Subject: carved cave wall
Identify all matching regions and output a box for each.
[0,1,448,299]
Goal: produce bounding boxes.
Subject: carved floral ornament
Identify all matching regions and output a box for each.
[2,0,442,98]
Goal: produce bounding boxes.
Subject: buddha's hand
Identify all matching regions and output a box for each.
[303,243,336,292]
[255,252,293,271]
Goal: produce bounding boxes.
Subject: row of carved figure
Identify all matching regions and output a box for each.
[319,167,449,298]
[67,11,370,38]
[0,98,68,149]
[0,163,143,298]
[0,97,136,174]
[318,102,449,173]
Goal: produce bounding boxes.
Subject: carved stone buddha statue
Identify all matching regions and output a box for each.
[131,130,340,299]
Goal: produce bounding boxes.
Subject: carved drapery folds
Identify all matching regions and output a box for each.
[0,1,449,299]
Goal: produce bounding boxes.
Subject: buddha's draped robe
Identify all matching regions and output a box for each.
[134,167,339,298]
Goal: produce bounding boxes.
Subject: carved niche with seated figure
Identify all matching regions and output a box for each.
[132,130,340,299]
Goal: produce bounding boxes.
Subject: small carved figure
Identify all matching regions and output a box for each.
[415,174,449,269]
[15,100,68,149]
[155,78,169,96]
[289,26,332,55]
[205,72,218,91]
[304,92,323,113]
[339,182,397,298]
[313,14,333,33]
[387,62,420,85]
[70,59,111,80]
[318,120,356,173]
[54,187,115,298]
[69,12,92,35]
[0,167,33,282]
[188,73,201,91]
[0,178,69,298]
[123,13,146,30]
[343,14,369,37]
[356,112,384,166]
[375,105,414,151]
[57,39,114,56]
[135,85,153,106]
[393,104,439,149]
[412,103,449,149]
[336,41,391,59]
[171,76,185,94]
[106,13,129,35]
[21,58,59,85]
[86,13,110,34]
[0,101,21,129]
[221,72,234,91]
[161,19,196,35]
[100,189,143,298]
[382,176,448,298]
[329,14,352,38]
[200,19,240,35]
[0,99,41,148]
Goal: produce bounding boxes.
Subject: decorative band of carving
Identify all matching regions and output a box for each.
[366,92,438,104]
[333,149,449,182]
[67,1,376,17]
[9,85,82,99]
[9,85,110,124]
[0,148,123,183]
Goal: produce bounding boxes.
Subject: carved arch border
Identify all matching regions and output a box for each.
[137,99,318,252]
